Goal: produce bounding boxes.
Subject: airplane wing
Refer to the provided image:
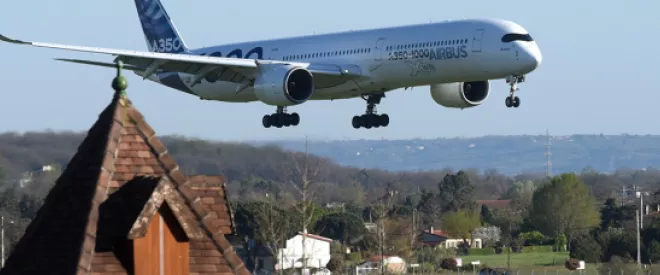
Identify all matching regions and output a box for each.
[0,33,363,87]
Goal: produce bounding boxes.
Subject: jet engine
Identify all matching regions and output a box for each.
[254,64,314,106]
[430,80,490,108]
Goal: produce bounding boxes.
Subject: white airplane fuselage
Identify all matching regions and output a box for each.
[144,18,542,102]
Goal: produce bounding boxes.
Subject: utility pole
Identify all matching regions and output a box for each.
[507,219,511,270]
[636,208,641,269]
[638,191,649,228]
[411,209,417,256]
[1,216,4,268]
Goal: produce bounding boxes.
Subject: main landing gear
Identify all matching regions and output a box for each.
[505,75,525,108]
[262,106,300,128]
[352,92,389,129]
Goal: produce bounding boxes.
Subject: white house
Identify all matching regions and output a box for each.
[254,230,333,275]
[419,227,483,249]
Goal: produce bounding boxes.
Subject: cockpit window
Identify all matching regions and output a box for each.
[501,33,533,43]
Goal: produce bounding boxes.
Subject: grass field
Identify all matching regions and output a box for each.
[460,252,570,270]
[456,252,657,273]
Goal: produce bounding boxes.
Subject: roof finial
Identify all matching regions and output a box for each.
[112,60,128,97]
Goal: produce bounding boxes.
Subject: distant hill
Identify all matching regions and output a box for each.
[251,134,660,175]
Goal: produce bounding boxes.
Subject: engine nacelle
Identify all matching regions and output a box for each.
[430,80,490,108]
[254,64,314,106]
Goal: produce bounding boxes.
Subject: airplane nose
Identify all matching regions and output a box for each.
[520,45,542,72]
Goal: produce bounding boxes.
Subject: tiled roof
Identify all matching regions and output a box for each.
[0,72,248,275]
[423,229,450,238]
[476,199,511,208]
[299,233,333,242]
[188,175,235,234]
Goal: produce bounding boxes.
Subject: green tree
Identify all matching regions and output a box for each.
[569,232,602,262]
[417,189,441,227]
[314,212,366,245]
[480,204,494,225]
[503,180,538,215]
[529,173,600,239]
[647,240,660,264]
[437,171,476,212]
[517,230,545,245]
[442,210,480,254]
[600,198,635,230]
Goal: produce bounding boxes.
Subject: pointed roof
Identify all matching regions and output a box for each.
[188,175,235,234]
[0,63,249,275]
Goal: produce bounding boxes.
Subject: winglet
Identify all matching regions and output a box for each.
[0,33,31,45]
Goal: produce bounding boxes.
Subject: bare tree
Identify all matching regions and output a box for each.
[367,185,398,275]
[286,137,321,274]
[261,193,291,275]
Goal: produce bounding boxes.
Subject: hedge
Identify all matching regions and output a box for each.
[468,245,554,255]
[521,245,554,253]
[469,247,497,255]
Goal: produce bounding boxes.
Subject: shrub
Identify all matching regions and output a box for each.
[522,245,554,253]
[518,231,546,246]
[347,252,362,263]
[569,234,602,263]
[555,234,568,252]
[326,257,343,272]
[510,240,523,253]
[565,258,580,270]
[440,258,458,271]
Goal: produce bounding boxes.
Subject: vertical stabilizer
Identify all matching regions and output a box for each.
[134,0,189,53]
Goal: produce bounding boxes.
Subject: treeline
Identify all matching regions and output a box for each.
[1,132,660,205]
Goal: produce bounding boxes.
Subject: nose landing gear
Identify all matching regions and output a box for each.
[505,75,524,108]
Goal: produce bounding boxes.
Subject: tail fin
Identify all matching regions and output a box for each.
[134,0,189,53]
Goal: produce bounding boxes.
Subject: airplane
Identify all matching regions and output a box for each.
[0,0,542,130]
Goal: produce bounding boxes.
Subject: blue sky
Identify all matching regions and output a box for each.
[0,1,657,141]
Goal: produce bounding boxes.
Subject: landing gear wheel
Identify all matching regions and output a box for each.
[290,113,300,126]
[262,115,272,128]
[353,92,390,129]
[505,96,520,108]
[512,96,520,108]
[262,107,300,128]
[352,116,360,129]
[379,114,390,127]
[505,97,513,108]
[353,114,389,129]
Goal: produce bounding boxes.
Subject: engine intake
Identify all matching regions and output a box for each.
[254,64,314,106]
[430,80,490,108]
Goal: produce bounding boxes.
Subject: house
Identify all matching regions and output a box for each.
[357,256,406,275]
[0,65,249,275]
[255,230,333,275]
[420,227,483,249]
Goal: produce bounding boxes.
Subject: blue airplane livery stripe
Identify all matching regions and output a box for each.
[134,0,186,53]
